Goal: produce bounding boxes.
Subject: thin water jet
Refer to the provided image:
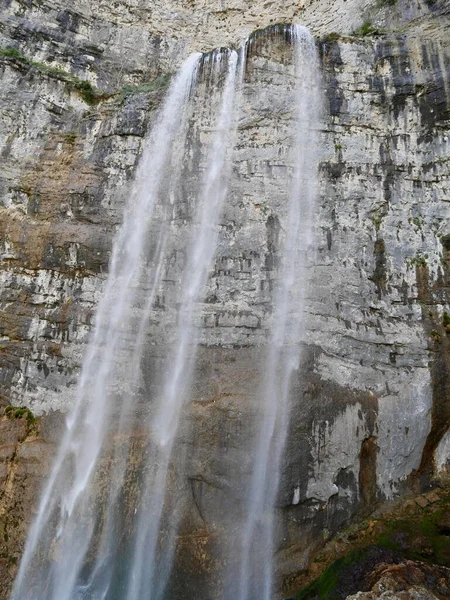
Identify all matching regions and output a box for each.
[226,24,322,600]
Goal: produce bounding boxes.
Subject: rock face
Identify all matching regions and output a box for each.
[0,0,449,598]
[0,413,57,596]
[300,545,450,600]
[345,556,450,600]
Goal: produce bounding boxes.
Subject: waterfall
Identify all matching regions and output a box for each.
[120,48,240,600]
[11,49,241,600]
[11,23,321,600]
[228,25,322,600]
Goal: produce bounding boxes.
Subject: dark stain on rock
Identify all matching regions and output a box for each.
[369,239,387,299]
[413,250,450,486]
[320,161,345,181]
[376,37,415,120]
[265,214,281,271]
[417,44,450,143]
[319,39,345,117]
[281,345,379,550]
[383,168,394,203]
[326,228,332,251]
[56,10,81,34]
[359,436,378,511]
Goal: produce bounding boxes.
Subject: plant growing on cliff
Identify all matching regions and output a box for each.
[0,46,101,105]
[443,311,450,334]
[0,47,22,59]
[406,253,428,269]
[408,214,424,232]
[4,405,36,425]
[371,212,384,233]
[71,80,98,105]
[352,21,384,37]
[431,329,441,343]
[322,32,341,44]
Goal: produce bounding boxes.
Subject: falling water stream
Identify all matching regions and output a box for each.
[231,25,322,600]
[11,24,321,600]
[11,51,203,600]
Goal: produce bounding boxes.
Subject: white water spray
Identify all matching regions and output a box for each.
[230,25,322,600]
[11,52,202,600]
[122,48,240,600]
[12,24,321,600]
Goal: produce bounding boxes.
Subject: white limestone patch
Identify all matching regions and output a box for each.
[435,429,450,475]
[306,403,368,503]
[376,367,432,498]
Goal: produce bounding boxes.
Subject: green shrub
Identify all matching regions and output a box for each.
[352,21,383,37]
[0,46,101,105]
[0,47,22,59]
[72,79,98,105]
[431,329,441,342]
[5,405,36,425]
[322,32,341,44]
[406,253,427,269]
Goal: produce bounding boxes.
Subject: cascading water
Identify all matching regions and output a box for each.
[11,51,201,600]
[120,49,240,600]
[11,48,241,600]
[11,23,321,600]
[228,25,322,600]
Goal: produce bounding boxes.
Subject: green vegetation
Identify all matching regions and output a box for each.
[0,46,101,105]
[71,79,98,105]
[61,132,77,143]
[376,503,450,566]
[372,215,383,233]
[431,329,441,342]
[406,252,428,269]
[4,405,36,425]
[408,215,425,231]
[296,548,370,600]
[0,47,22,59]
[296,490,450,600]
[352,21,384,37]
[119,73,172,102]
[443,312,450,333]
[371,209,387,233]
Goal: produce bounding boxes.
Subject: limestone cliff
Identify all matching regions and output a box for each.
[0,0,449,598]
